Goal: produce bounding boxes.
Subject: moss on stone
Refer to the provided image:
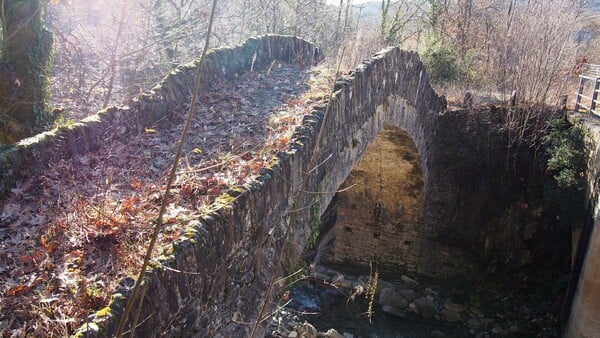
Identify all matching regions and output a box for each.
[306,199,321,249]
[94,306,112,318]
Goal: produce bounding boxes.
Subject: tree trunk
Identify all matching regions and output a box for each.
[0,0,53,143]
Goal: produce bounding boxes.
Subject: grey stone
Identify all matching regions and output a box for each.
[378,287,394,304]
[401,275,419,289]
[442,309,462,322]
[408,301,419,314]
[382,305,407,318]
[399,289,417,302]
[342,333,354,338]
[414,298,437,319]
[376,279,396,294]
[480,318,494,326]
[431,330,448,338]
[491,326,503,334]
[444,298,467,313]
[301,322,318,338]
[288,331,299,338]
[379,289,408,308]
[321,328,344,338]
[467,318,480,329]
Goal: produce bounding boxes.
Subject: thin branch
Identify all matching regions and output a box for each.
[115,0,219,336]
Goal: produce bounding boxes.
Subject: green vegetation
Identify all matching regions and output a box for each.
[542,117,586,228]
[0,0,54,141]
[421,43,460,85]
[543,118,585,189]
[306,200,321,250]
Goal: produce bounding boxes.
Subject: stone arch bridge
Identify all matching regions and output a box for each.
[0,35,596,337]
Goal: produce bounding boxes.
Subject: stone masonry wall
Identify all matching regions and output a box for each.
[323,126,426,276]
[73,45,445,337]
[564,113,600,338]
[1,36,448,336]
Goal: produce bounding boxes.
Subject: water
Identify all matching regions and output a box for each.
[287,281,471,338]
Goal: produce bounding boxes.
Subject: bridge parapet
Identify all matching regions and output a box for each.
[0,35,321,198]
[565,112,600,337]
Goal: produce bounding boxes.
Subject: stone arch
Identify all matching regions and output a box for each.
[321,124,426,276]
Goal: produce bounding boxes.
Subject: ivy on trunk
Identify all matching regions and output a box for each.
[0,0,53,143]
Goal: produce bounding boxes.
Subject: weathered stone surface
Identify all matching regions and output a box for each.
[431,330,448,337]
[320,328,344,338]
[414,298,437,319]
[381,305,407,318]
[401,275,419,289]
[468,318,481,329]
[379,289,408,309]
[2,34,457,337]
[444,298,466,313]
[301,322,318,338]
[399,289,417,302]
[565,113,600,337]
[442,309,462,322]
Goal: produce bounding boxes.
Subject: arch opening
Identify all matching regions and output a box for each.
[319,125,425,277]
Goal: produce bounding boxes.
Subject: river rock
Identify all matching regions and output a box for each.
[379,289,408,308]
[442,309,462,322]
[331,274,353,289]
[414,298,437,319]
[431,330,448,338]
[467,318,481,329]
[401,275,419,289]
[408,302,419,314]
[382,305,407,318]
[379,287,394,304]
[288,331,299,338]
[399,289,417,302]
[377,279,396,293]
[480,318,494,326]
[342,333,354,338]
[301,322,318,338]
[444,298,467,313]
[321,328,344,338]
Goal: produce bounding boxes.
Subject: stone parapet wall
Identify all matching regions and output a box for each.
[0,35,321,198]
[564,113,600,338]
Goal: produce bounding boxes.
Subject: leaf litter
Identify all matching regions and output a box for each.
[0,62,334,336]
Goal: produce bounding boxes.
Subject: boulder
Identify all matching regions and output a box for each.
[401,275,419,289]
[320,328,344,338]
[467,318,480,329]
[301,322,318,338]
[444,298,467,313]
[431,330,448,338]
[399,289,417,302]
[442,309,462,322]
[381,305,407,318]
[378,287,394,304]
[379,289,408,308]
[408,302,419,314]
[491,326,503,334]
[414,298,437,319]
